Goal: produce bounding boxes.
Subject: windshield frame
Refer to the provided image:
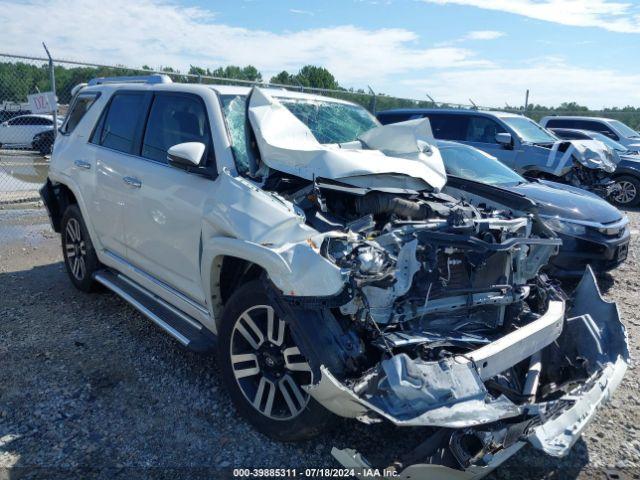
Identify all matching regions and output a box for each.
[500,115,558,144]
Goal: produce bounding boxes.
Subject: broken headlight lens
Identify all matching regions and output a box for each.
[543,217,586,236]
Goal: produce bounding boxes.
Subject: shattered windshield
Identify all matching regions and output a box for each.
[501,116,558,144]
[219,94,380,174]
[440,144,525,186]
[220,94,251,175]
[278,98,379,144]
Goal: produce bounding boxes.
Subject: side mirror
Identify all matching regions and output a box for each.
[495,132,513,149]
[167,142,205,168]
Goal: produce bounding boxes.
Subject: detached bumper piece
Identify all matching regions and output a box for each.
[329,267,628,480]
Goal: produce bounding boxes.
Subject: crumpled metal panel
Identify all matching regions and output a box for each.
[528,266,629,457]
[543,140,618,176]
[247,87,447,191]
[373,353,522,425]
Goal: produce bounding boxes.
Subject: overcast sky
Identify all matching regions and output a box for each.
[2,0,640,108]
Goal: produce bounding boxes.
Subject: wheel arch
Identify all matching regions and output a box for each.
[40,180,79,233]
[201,237,291,328]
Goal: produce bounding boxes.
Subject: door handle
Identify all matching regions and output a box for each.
[123,176,142,189]
[74,160,91,170]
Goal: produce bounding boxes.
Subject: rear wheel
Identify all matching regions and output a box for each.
[611,175,640,207]
[61,205,100,292]
[218,279,335,441]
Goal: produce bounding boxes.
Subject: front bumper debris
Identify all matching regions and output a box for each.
[328,267,628,479]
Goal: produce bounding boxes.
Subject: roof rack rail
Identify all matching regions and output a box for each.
[87,74,173,86]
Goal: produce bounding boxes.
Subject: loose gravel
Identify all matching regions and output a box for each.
[1,206,639,480]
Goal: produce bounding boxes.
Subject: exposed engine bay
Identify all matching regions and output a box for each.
[237,87,628,478]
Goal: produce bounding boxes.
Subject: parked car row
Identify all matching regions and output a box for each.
[0,113,61,154]
[40,75,629,480]
[378,109,640,207]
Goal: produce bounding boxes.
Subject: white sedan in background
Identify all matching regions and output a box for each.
[0,114,61,149]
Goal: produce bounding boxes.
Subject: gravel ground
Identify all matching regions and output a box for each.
[1,205,639,480]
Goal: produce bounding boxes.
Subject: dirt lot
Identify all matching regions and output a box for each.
[1,203,639,480]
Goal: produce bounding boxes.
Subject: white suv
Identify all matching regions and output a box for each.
[41,75,627,478]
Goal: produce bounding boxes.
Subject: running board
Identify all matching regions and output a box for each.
[93,270,216,352]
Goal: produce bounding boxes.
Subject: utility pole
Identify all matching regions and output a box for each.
[524,89,530,114]
[42,42,58,139]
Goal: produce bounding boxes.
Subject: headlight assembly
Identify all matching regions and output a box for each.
[543,217,587,236]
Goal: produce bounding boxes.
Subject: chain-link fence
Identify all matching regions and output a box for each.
[2,51,640,246]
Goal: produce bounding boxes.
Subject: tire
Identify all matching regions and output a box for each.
[38,142,52,156]
[61,204,101,292]
[218,279,336,441]
[611,175,640,207]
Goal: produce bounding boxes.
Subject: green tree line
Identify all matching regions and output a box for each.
[2,60,639,129]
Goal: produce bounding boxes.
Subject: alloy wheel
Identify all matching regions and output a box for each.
[230,305,312,421]
[64,218,87,281]
[613,180,638,205]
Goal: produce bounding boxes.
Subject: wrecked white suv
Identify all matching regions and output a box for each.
[41,75,628,479]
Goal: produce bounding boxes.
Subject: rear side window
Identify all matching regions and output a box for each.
[427,114,469,141]
[61,94,99,134]
[92,92,147,154]
[465,116,506,143]
[9,116,50,126]
[142,94,212,164]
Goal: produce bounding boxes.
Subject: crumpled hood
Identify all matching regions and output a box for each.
[510,180,622,224]
[539,139,618,176]
[247,87,447,192]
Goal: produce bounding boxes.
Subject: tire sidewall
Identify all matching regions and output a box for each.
[612,175,640,207]
[61,204,100,292]
[217,279,334,442]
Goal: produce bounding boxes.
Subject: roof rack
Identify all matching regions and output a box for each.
[87,74,173,86]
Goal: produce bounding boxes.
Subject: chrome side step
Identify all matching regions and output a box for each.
[94,270,216,352]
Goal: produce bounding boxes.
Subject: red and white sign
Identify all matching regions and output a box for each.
[27,91,57,114]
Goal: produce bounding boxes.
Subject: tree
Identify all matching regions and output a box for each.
[295,65,339,90]
[270,70,297,86]
[269,65,339,90]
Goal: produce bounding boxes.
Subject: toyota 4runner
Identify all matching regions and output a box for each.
[41,75,628,479]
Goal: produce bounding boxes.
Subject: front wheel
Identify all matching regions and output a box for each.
[611,175,640,207]
[61,204,101,292]
[218,279,335,441]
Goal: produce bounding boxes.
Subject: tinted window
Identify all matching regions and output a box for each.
[95,93,147,154]
[574,120,609,134]
[8,116,50,126]
[377,112,416,125]
[545,119,577,129]
[426,114,469,141]
[61,94,98,134]
[465,116,506,143]
[142,94,211,164]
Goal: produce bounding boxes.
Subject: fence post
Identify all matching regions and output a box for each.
[42,43,58,139]
[368,86,376,115]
